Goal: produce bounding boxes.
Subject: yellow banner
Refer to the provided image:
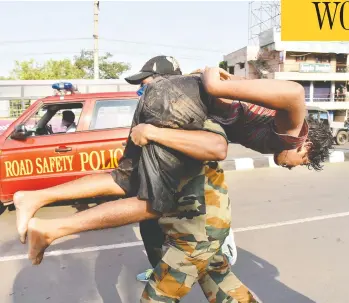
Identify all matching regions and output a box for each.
[281,0,349,41]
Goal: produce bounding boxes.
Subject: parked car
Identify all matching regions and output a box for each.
[0,82,138,211]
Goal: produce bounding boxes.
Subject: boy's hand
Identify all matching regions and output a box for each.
[130,124,157,146]
[202,67,222,96]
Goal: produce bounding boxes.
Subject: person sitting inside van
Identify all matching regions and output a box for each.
[61,110,76,133]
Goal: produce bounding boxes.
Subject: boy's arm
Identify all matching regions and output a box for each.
[202,67,306,137]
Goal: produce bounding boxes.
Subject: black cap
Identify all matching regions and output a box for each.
[125,55,182,85]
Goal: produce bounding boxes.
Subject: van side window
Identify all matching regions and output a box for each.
[89,99,138,130]
[24,102,83,136]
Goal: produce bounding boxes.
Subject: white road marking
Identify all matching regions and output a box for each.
[329,151,345,163]
[0,241,143,262]
[234,158,254,170]
[132,226,142,241]
[1,211,349,263]
[267,155,280,168]
[233,211,349,232]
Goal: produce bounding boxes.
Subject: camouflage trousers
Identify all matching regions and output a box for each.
[140,241,258,303]
[140,162,259,302]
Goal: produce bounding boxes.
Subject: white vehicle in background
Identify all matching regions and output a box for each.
[306,106,349,145]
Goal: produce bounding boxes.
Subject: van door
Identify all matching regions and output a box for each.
[74,98,138,177]
[0,100,89,202]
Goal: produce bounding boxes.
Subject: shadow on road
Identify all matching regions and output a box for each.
[8,234,315,303]
[11,253,95,302]
[8,234,146,303]
[93,246,316,303]
[94,245,146,303]
[233,247,316,303]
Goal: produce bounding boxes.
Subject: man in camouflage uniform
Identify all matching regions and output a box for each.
[15,57,258,302]
[140,121,256,302]
[120,59,254,301]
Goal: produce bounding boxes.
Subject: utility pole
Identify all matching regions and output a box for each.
[93,0,100,79]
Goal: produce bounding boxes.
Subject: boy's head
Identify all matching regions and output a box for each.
[274,118,333,170]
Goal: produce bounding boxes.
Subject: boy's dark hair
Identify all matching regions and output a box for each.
[306,117,333,171]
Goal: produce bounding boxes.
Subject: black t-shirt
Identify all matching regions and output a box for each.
[111,74,212,213]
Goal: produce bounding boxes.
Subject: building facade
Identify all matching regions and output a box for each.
[224,28,349,111]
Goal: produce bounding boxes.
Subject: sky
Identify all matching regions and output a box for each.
[0,1,250,79]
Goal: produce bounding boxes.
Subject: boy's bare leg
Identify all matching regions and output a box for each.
[14,173,125,244]
[28,196,159,265]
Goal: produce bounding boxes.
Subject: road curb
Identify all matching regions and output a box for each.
[221,150,349,171]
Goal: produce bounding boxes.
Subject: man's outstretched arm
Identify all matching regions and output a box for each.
[130,120,228,161]
[202,67,306,137]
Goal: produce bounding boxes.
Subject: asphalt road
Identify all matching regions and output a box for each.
[0,162,348,303]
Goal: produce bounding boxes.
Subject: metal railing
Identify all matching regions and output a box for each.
[305,97,349,102]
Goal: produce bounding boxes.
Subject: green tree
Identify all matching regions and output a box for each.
[10,59,85,80]
[3,50,131,80]
[74,50,131,79]
[219,60,228,71]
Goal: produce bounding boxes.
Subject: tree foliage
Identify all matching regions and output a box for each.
[2,50,131,80]
[74,50,130,79]
[9,59,85,80]
[219,60,228,71]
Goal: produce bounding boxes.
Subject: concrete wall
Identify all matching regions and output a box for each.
[224,46,259,67]
[224,46,260,79]
[283,53,337,73]
[229,62,261,79]
[258,49,283,73]
[247,64,259,79]
[233,63,248,78]
[0,79,136,101]
[0,101,10,117]
[224,47,248,67]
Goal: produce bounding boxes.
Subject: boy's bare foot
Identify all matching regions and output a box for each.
[27,218,53,265]
[14,191,44,244]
